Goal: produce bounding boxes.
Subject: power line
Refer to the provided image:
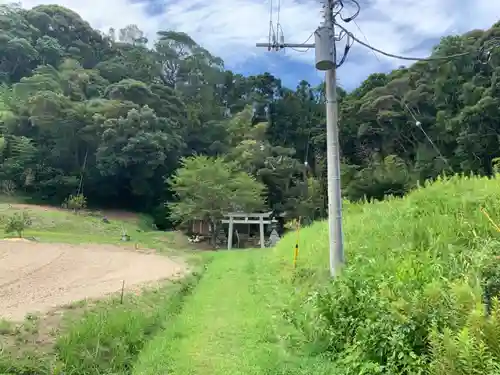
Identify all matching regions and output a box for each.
[268,0,274,47]
[288,31,315,52]
[276,0,281,35]
[352,19,380,63]
[335,32,353,67]
[400,101,452,171]
[334,22,471,61]
[339,0,360,22]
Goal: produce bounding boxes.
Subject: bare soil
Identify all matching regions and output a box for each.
[0,240,186,321]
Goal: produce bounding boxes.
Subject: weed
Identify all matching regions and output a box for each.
[56,274,202,375]
[4,210,31,237]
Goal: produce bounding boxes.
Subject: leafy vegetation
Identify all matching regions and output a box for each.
[169,155,267,243]
[136,175,500,375]
[63,193,87,212]
[55,274,201,375]
[0,4,498,229]
[4,209,31,237]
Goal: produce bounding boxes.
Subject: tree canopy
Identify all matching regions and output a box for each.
[0,2,498,227]
[168,155,266,234]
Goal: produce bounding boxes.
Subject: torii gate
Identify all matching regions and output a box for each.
[221,211,277,250]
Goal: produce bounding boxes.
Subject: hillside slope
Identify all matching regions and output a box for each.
[133,175,500,375]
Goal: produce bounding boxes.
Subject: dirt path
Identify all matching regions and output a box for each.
[0,240,186,321]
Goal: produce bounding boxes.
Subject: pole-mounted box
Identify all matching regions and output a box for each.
[315,26,334,71]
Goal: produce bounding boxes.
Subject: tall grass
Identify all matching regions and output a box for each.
[287,175,500,374]
[134,175,500,374]
[56,273,201,375]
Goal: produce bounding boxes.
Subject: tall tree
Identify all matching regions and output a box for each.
[168,155,266,244]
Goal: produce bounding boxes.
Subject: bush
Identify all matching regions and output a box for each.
[0,179,16,195]
[5,210,32,237]
[63,194,87,213]
[287,175,500,375]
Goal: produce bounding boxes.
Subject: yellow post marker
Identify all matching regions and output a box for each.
[293,217,301,268]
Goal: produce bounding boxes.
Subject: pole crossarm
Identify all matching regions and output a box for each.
[256,43,315,49]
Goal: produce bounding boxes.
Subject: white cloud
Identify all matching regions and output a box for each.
[5,0,500,87]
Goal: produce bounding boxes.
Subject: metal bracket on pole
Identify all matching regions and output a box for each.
[256,43,315,50]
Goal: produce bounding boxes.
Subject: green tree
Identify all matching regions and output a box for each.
[0,0,498,228]
[168,155,266,245]
[5,210,32,238]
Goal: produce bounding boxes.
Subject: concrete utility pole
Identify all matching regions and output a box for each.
[321,0,345,277]
[256,0,344,277]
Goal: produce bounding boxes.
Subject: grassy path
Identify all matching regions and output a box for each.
[134,250,285,374]
[133,244,336,375]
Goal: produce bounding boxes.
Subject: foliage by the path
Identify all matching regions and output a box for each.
[56,274,201,375]
[0,3,499,227]
[135,175,500,374]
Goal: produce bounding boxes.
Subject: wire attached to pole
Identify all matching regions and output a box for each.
[288,31,315,52]
[276,0,281,43]
[401,101,452,171]
[340,0,360,22]
[268,0,275,50]
[334,22,471,62]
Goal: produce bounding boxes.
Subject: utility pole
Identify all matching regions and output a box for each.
[256,0,344,277]
[321,0,344,277]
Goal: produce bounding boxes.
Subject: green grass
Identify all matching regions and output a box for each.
[0,200,192,253]
[133,249,334,375]
[132,175,500,374]
[55,274,201,375]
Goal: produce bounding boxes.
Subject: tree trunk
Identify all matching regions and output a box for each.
[210,219,217,248]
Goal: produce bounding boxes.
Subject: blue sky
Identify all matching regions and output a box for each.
[8,0,500,90]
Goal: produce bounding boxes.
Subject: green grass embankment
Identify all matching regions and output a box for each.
[0,200,192,252]
[133,175,500,375]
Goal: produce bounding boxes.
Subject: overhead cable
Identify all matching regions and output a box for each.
[340,0,360,22]
[289,31,315,52]
[334,22,471,61]
[352,19,380,63]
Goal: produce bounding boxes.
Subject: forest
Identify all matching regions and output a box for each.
[0,3,499,229]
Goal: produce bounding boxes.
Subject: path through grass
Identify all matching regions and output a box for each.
[133,247,335,375]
